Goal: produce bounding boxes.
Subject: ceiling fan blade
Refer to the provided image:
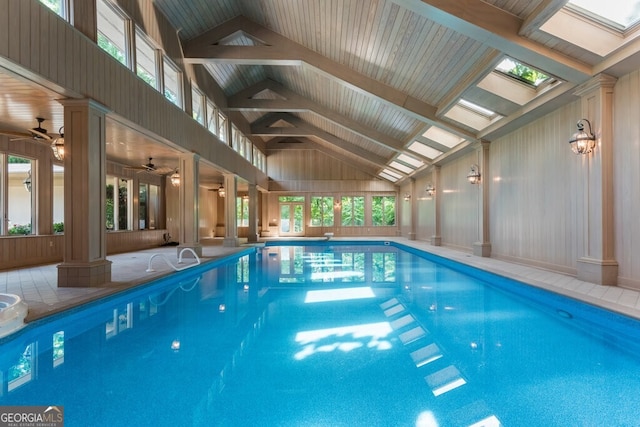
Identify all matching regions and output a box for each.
[29,128,53,141]
[0,130,33,139]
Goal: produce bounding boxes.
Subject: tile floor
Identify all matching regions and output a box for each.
[1,237,640,324]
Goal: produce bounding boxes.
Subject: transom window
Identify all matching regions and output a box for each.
[136,29,158,89]
[97,0,128,66]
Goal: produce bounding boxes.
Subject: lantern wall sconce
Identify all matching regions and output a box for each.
[170,169,180,187]
[568,119,596,155]
[425,183,435,196]
[467,164,481,184]
[404,193,411,201]
[51,127,65,161]
[218,185,226,198]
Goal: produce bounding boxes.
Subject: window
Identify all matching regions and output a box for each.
[163,56,182,108]
[218,113,228,142]
[106,177,130,230]
[495,58,550,87]
[138,183,159,230]
[206,99,218,134]
[97,0,128,66]
[136,29,158,89]
[39,0,68,19]
[232,126,240,152]
[237,196,249,227]
[341,196,364,226]
[568,0,640,29]
[310,196,334,227]
[372,196,396,226]
[192,85,204,124]
[53,165,64,233]
[6,156,34,235]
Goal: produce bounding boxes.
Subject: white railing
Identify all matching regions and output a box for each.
[146,248,201,273]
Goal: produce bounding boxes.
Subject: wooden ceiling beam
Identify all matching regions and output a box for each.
[389,0,591,82]
[183,16,476,141]
[228,79,406,152]
[252,113,390,168]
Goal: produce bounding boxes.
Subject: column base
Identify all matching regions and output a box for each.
[247,233,260,243]
[473,242,492,258]
[431,236,441,246]
[407,232,416,241]
[177,244,203,258]
[223,237,240,247]
[57,260,112,287]
[577,257,618,286]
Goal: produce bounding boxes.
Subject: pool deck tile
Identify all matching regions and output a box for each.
[2,237,640,326]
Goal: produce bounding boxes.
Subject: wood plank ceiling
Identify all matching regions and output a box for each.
[2,0,638,185]
[153,0,631,183]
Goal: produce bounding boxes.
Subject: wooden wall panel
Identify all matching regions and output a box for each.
[613,71,640,289]
[489,101,581,273]
[440,154,480,251]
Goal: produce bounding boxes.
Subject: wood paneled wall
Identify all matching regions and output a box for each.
[613,71,640,288]
[0,0,266,188]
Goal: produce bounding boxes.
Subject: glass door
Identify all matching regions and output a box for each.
[280,203,304,236]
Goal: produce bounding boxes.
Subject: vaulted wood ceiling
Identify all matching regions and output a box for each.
[151,0,640,183]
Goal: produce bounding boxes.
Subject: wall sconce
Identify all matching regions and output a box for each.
[334,201,341,209]
[242,194,249,200]
[218,185,226,198]
[425,183,435,196]
[404,193,411,201]
[51,127,65,161]
[467,164,481,184]
[23,170,32,192]
[170,169,180,187]
[568,119,596,155]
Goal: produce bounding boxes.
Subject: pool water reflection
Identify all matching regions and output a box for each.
[1,242,640,426]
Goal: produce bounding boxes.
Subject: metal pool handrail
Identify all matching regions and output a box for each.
[145,248,201,273]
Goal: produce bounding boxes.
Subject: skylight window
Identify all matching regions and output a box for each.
[407,142,442,159]
[568,0,640,29]
[458,99,497,118]
[495,58,550,87]
[389,161,414,174]
[396,154,424,168]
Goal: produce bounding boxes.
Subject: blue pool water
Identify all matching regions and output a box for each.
[2,242,640,426]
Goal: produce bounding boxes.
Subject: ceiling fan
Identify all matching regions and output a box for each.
[125,157,173,174]
[0,117,62,143]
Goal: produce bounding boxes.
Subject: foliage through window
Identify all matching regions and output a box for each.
[371,196,396,226]
[310,196,334,227]
[237,196,249,227]
[341,196,364,226]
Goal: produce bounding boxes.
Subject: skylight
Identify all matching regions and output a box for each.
[389,161,414,174]
[396,154,424,168]
[458,99,497,118]
[495,58,550,87]
[568,0,640,29]
[408,142,443,159]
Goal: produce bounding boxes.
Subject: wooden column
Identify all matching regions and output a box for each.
[431,166,442,246]
[575,75,618,285]
[223,173,239,247]
[247,183,259,243]
[57,99,111,287]
[407,178,416,240]
[473,141,491,257]
[177,152,202,257]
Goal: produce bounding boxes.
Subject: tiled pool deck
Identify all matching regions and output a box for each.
[2,237,640,324]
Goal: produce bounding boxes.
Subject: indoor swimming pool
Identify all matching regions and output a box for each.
[2,241,640,426]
